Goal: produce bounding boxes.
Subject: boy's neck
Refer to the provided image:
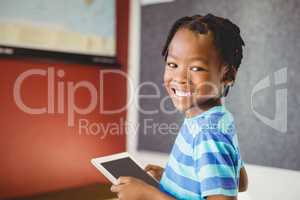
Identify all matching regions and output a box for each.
[185,98,222,118]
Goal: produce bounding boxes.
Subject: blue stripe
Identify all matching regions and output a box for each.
[194,130,234,147]
[160,174,204,200]
[221,121,235,136]
[197,164,236,181]
[172,142,236,169]
[175,132,193,155]
[164,165,201,194]
[180,124,194,144]
[201,188,237,197]
[181,124,234,148]
[172,143,194,166]
[207,112,225,124]
[168,154,199,182]
[195,152,235,171]
[159,181,177,198]
[194,139,236,158]
[201,177,237,191]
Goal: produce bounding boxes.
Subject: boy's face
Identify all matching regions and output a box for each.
[163,28,226,116]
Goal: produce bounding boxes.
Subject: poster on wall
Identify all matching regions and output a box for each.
[0,0,117,66]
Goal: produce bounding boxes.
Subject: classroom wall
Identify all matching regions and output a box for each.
[0,0,129,199]
[127,0,300,199]
[137,0,300,171]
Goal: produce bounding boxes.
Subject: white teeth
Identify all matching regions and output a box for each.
[175,90,191,97]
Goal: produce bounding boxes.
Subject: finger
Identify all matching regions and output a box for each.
[145,164,157,170]
[110,184,122,193]
[147,170,156,176]
[117,176,132,184]
[117,193,122,200]
[144,164,159,171]
[147,171,157,180]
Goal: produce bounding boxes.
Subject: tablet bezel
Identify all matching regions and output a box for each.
[91,152,158,185]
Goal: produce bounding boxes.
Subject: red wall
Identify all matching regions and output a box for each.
[0,0,130,199]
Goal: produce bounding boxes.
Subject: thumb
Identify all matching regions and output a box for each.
[147,170,156,177]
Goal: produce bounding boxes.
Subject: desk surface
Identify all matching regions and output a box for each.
[14,183,117,200]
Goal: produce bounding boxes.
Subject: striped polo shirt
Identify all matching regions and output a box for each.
[159,105,243,200]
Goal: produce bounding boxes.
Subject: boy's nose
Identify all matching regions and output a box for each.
[173,67,189,84]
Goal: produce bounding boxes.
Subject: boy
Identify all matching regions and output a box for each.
[111,13,248,200]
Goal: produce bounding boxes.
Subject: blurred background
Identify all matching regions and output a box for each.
[0,0,299,200]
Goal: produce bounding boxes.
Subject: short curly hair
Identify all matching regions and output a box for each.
[162,13,245,83]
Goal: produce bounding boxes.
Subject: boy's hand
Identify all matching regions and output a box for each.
[239,166,248,192]
[110,176,156,200]
[144,164,164,181]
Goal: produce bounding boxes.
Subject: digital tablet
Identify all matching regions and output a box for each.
[91,152,160,188]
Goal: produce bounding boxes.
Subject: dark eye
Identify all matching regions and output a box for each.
[167,62,177,68]
[190,66,206,72]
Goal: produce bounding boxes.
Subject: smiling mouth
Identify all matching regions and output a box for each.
[171,88,192,97]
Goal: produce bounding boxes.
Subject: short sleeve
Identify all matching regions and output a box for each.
[194,130,239,198]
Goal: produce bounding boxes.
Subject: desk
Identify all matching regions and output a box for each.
[13,183,117,200]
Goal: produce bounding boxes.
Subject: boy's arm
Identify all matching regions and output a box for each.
[239,166,248,192]
[111,176,175,200]
[202,166,248,200]
[150,167,247,200]
[207,196,237,200]
[151,188,176,200]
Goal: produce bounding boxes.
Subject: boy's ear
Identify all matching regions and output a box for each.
[221,65,237,85]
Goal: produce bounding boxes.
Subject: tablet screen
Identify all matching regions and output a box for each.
[101,157,160,188]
